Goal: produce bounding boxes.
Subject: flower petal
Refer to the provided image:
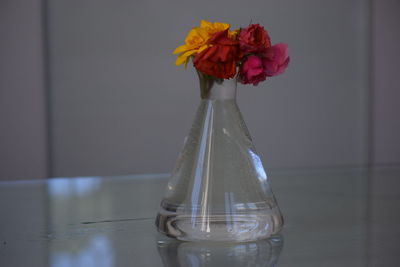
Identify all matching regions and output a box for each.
[175,50,197,66]
[173,44,188,54]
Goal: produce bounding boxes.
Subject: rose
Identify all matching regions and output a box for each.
[238,24,271,53]
[262,43,290,76]
[193,30,239,79]
[239,43,290,85]
[239,55,267,85]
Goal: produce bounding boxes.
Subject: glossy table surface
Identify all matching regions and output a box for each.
[1,167,400,267]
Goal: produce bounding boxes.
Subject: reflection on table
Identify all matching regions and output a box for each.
[1,168,400,266]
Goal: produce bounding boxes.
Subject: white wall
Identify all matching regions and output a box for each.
[47,0,370,177]
[1,0,399,180]
[0,0,48,180]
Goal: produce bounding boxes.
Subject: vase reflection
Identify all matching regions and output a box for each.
[157,236,283,267]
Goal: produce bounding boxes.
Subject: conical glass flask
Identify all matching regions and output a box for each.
[156,73,283,242]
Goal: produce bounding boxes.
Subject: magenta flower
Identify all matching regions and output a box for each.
[239,55,267,85]
[262,43,290,77]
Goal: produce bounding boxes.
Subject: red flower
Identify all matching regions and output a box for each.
[238,24,271,53]
[193,30,239,79]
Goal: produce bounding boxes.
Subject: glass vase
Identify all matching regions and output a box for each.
[155,72,283,242]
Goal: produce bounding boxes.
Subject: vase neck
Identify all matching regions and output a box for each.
[198,71,237,100]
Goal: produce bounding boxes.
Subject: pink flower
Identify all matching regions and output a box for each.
[238,24,271,53]
[239,55,267,85]
[239,44,290,85]
[262,43,290,76]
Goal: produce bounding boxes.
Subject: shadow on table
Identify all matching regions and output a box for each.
[156,236,283,267]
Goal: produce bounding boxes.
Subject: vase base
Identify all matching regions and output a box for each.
[156,204,283,242]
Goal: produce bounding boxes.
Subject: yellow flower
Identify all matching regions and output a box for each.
[173,20,231,66]
[199,20,230,35]
[173,27,210,66]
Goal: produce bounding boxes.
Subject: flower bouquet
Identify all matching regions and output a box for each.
[174,20,289,97]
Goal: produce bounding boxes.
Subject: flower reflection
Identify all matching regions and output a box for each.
[157,236,283,267]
